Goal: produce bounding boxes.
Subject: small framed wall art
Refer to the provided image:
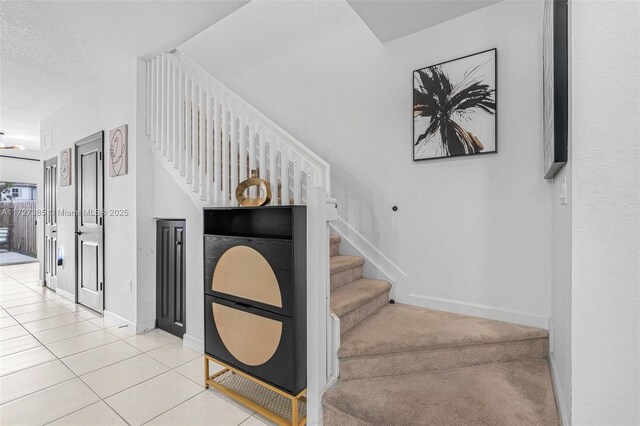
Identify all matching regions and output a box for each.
[109,124,128,177]
[59,148,71,186]
[413,48,497,161]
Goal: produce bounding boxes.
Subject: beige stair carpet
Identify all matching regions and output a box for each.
[323,359,559,426]
[325,234,558,424]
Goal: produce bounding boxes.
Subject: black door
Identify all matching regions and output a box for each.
[156,219,186,337]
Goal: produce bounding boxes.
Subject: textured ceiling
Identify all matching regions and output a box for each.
[348,0,502,43]
[0,0,248,150]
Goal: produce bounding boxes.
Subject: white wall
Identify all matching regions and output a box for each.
[39,61,139,325]
[570,0,640,424]
[179,0,551,327]
[0,151,41,185]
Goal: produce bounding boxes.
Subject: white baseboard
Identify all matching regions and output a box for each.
[104,310,136,330]
[183,334,204,353]
[55,287,75,302]
[331,215,408,300]
[549,354,570,426]
[406,293,549,329]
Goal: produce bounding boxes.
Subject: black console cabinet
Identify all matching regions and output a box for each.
[203,206,306,396]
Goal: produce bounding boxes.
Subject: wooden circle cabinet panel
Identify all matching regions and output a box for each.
[203,206,307,396]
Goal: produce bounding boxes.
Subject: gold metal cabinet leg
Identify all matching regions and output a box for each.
[291,396,298,426]
[204,356,210,389]
[204,355,307,426]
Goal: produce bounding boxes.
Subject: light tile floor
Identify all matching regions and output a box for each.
[0,262,271,426]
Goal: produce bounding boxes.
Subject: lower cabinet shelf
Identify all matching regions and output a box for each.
[204,355,307,426]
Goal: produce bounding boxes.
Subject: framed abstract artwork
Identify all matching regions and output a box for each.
[59,148,71,186]
[413,48,497,161]
[108,124,128,177]
[543,0,568,179]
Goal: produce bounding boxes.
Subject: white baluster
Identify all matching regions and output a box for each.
[150,58,156,141]
[178,66,185,176]
[206,89,214,204]
[213,95,221,205]
[191,79,198,190]
[268,134,278,204]
[280,145,289,205]
[258,125,267,183]
[167,56,178,162]
[221,101,229,206]
[146,61,151,137]
[238,112,247,187]
[199,84,206,200]
[185,74,192,185]
[155,55,161,147]
[164,53,171,157]
[160,53,167,151]
[248,123,256,198]
[230,106,238,206]
[173,59,180,168]
[169,57,175,157]
[293,155,301,205]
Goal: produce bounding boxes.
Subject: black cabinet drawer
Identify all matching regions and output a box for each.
[204,295,305,395]
[204,235,295,317]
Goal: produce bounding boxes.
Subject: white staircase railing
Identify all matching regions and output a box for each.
[144,51,334,425]
[145,50,330,206]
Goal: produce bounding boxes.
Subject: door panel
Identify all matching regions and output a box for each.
[76,132,104,313]
[81,153,97,225]
[81,241,99,292]
[156,220,186,337]
[43,157,58,288]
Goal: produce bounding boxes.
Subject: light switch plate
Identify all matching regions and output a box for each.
[560,176,567,205]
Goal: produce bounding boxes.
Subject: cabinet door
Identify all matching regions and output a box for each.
[205,295,305,395]
[204,235,294,317]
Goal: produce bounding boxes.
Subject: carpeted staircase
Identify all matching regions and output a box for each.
[324,234,559,425]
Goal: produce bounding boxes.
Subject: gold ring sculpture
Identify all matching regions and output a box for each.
[235,170,272,207]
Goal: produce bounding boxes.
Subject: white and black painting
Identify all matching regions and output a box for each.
[109,124,128,177]
[60,148,71,186]
[413,49,497,161]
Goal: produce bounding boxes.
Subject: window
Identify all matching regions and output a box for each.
[12,188,19,198]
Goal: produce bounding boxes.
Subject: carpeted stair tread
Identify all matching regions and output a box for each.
[330,234,342,244]
[331,279,391,318]
[323,358,559,426]
[340,304,548,358]
[330,255,365,274]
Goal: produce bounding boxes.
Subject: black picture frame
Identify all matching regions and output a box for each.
[413,48,498,162]
[543,0,569,179]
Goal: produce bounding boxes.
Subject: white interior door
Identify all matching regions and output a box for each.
[43,157,58,288]
[75,132,104,313]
